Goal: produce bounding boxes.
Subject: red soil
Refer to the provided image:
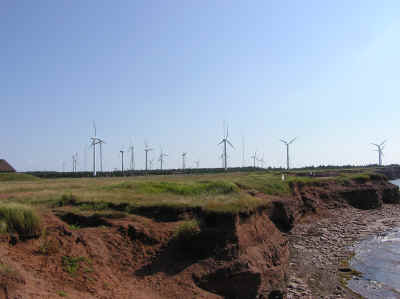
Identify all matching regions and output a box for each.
[1,175,399,298]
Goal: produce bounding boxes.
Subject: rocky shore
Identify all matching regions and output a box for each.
[286,204,400,298]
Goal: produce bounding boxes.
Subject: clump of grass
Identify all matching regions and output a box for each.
[62,256,87,276]
[0,203,41,237]
[68,224,80,230]
[38,228,60,255]
[0,262,17,276]
[57,290,67,297]
[0,173,38,182]
[173,219,200,242]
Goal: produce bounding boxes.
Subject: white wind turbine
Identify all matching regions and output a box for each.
[90,122,101,176]
[144,142,153,172]
[158,147,168,170]
[280,137,297,170]
[257,154,266,168]
[182,152,187,170]
[371,140,386,166]
[218,126,234,171]
[251,152,258,168]
[129,141,135,171]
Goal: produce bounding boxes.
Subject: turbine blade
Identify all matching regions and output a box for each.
[218,140,224,145]
[289,137,297,144]
[227,140,234,149]
[280,139,287,144]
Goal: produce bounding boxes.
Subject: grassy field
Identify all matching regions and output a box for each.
[0,170,376,216]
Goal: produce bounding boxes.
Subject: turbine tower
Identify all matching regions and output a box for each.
[280,137,297,170]
[158,147,168,170]
[182,152,187,170]
[120,150,125,174]
[72,153,78,172]
[144,142,153,172]
[97,139,106,173]
[371,140,386,166]
[129,144,135,171]
[251,152,258,168]
[194,160,200,168]
[90,122,100,176]
[218,126,234,171]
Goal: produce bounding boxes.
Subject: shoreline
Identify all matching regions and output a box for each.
[286,204,400,298]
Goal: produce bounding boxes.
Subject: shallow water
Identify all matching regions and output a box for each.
[347,179,400,298]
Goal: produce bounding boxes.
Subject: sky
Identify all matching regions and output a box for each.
[1,1,400,172]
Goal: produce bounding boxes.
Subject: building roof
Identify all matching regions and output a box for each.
[0,159,16,172]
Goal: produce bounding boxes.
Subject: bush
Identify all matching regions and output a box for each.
[0,204,41,237]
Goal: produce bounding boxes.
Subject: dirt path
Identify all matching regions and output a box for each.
[287,204,400,298]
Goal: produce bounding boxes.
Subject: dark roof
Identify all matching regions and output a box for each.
[0,159,16,172]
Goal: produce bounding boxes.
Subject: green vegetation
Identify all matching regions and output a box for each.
[0,203,40,236]
[0,173,39,182]
[105,180,238,196]
[62,256,88,276]
[173,219,200,241]
[0,170,383,217]
[57,290,67,297]
[0,262,17,276]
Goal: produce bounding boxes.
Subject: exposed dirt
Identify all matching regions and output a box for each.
[1,176,399,298]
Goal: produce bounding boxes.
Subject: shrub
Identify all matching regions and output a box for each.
[62,256,86,276]
[0,204,41,237]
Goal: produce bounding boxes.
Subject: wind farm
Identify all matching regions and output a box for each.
[3,2,400,298]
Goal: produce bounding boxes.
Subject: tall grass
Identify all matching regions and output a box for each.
[105,180,239,196]
[0,203,41,236]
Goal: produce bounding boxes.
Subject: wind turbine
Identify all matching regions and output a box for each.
[158,147,168,170]
[218,126,234,171]
[89,121,105,176]
[72,153,78,172]
[182,152,187,170]
[129,143,135,171]
[371,140,386,166]
[280,137,297,170]
[257,154,266,168]
[251,152,258,168]
[120,150,125,174]
[97,139,106,173]
[194,160,200,168]
[90,122,99,176]
[144,142,153,172]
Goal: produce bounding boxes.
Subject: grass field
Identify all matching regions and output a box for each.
[0,170,376,216]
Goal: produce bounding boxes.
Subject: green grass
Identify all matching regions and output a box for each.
[57,290,67,297]
[173,219,200,241]
[105,180,239,196]
[62,256,87,276]
[0,170,383,216]
[0,203,41,236]
[0,173,39,182]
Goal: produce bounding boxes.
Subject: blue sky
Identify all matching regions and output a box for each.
[1,1,400,171]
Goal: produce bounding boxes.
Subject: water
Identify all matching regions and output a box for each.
[347,179,400,298]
